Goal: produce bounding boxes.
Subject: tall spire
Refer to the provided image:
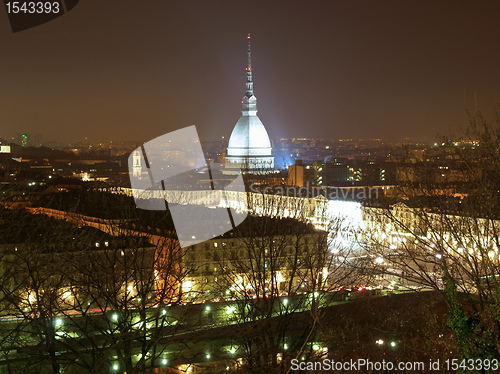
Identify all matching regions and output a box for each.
[226,33,274,172]
[242,34,257,115]
[245,33,254,98]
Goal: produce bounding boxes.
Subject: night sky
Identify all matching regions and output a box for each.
[2,1,500,144]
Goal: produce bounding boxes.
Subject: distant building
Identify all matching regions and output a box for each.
[0,138,10,154]
[179,217,325,301]
[14,133,42,147]
[226,35,274,173]
[287,160,317,187]
[132,149,142,178]
[317,159,352,186]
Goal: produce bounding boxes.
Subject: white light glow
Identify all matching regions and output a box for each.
[327,201,363,230]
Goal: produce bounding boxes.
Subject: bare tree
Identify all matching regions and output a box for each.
[0,191,192,373]
[183,186,362,373]
[361,109,500,363]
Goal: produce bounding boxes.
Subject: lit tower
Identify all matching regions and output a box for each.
[226,34,274,172]
[132,149,142,178]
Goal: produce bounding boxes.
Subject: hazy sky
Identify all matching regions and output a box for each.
[2,1,500,144]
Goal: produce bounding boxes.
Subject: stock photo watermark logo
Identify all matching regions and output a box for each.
[249,182,380,200]
[128,126,247,248]
[4,0,80,33]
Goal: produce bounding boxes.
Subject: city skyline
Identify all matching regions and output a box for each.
[2,2,500,144]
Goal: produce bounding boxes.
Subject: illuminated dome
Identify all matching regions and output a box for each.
[226,34,274,171]
[227,102,272,153]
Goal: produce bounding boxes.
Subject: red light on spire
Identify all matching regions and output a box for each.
[247,34,251,39]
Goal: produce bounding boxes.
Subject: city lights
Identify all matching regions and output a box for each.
[3,5,500,372]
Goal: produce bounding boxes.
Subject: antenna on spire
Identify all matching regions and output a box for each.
[245,33,253,97]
